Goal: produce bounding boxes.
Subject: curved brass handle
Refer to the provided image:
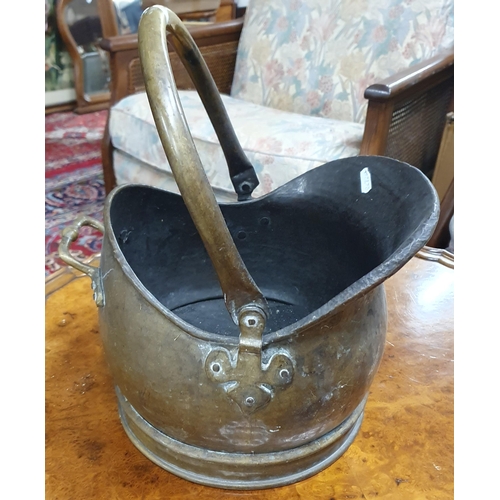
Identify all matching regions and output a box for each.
[58,215,105,307]
[141,7,259,201]
[138,6,268,325]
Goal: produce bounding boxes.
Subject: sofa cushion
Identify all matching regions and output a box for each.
[113,150,239,202]
[231,0,454,124]
[109,90,364,197]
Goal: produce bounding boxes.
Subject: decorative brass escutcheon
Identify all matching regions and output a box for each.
[205,307,294,414]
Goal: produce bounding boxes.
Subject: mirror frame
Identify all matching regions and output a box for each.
[56,0,119,113]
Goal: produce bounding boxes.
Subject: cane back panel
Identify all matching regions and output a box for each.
[385,76,454,179]
[126,40,239,96]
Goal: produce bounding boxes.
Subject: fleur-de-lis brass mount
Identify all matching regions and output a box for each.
[205,307,294,414]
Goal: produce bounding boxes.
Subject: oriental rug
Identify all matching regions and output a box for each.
[45,110,107,276]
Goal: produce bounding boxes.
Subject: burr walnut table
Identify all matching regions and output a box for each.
[45,248,454,499]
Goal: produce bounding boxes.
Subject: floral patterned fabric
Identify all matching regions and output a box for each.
[110,90,364,197]
[231,0,454,124]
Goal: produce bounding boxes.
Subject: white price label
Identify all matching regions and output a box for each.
[360,167,372,193]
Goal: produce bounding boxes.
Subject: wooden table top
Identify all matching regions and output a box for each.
[45,248,454,499]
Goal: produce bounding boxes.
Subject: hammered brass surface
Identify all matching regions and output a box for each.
[45,254,453,499]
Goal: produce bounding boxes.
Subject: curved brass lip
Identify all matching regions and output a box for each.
[103,156,439,346]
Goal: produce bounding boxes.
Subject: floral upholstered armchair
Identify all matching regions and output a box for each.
[100,0,454,201]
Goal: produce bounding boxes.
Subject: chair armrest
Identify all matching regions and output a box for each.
[360,48,454,178]
[99,17,244,106]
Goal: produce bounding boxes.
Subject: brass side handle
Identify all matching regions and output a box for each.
[58,216,105,307]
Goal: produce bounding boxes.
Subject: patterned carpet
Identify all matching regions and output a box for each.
[45,110,108,276]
